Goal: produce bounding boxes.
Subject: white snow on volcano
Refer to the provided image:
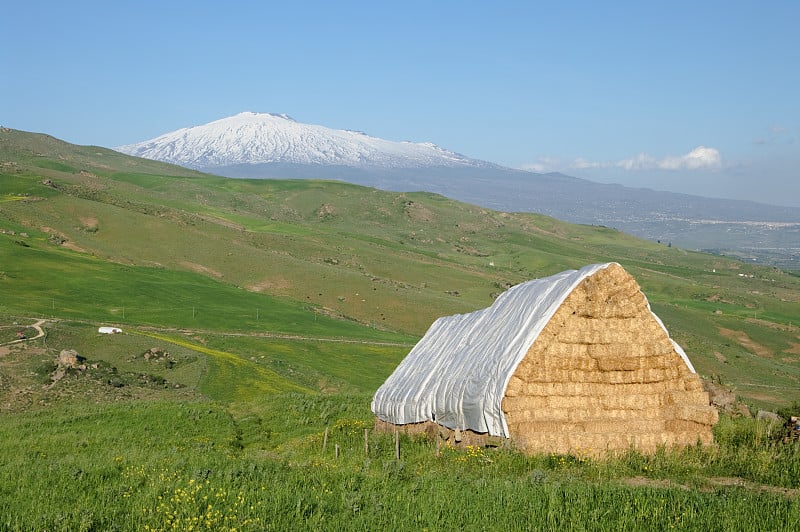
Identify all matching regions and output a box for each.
[115,112,495,170]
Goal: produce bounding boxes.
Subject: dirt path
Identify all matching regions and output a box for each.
[0,319,47,348]
[134,325,416,347]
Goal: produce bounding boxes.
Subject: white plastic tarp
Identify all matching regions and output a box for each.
[371,262,695,437]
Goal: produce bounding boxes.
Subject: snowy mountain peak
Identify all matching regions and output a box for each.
[114,112,495,171]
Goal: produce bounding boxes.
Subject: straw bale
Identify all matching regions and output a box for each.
[518,382,561,396]
[665,390,712,406]
[539,342,590,358]
[584,420,666,435]
[600,393,663,410]
[502,395,549,412]
[557,321,653,345]
[676,376,704,392]
[592,407,666,421]
[546,394,603,409]
[664,419,710,434]
[502,406,573,422]
[512,421,584,434]
[596,356,643,371]
[545,354,599,371]
[593,343,669,360]
[504,375,525,397]
[670,404,719,425]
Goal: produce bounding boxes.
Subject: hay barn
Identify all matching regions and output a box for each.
[371,263,717,456]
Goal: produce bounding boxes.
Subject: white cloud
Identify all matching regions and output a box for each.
[520,146,723,174]
[656,146,721,170]
[615,153,657,171]
[570,157,604,170]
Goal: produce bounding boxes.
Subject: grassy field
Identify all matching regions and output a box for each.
[0,391,798,531]
[1,128,799,529]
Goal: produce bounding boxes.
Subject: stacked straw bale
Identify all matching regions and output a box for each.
[503,263,717,456]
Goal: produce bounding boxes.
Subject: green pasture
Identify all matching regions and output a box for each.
[0,236,410,343]
[0,395,798,531]
[3,127,800,407]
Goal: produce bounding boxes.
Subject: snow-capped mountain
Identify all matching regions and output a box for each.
[115,111,496,170]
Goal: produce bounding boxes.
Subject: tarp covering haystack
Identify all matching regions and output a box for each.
[372,263,717,456]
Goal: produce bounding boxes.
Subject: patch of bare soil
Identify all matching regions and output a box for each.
[198,215,244,230]
[707,477,799,498]
[719,327,773,358]
[247,277,292,292]
[61,240,87,253]
[316,203,337,219]
[79,216,98,230]
[623,476,798,498]
[743,391,784,404]
[180,262,223,278]
[403,200,435,223]
[622,476,689,490]
[786,341,800,356]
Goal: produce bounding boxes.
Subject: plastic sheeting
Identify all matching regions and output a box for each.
[371,262,695,437]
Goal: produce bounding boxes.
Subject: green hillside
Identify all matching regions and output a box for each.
[2,127,798,408]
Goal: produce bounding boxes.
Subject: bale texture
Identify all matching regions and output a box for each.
[503,263,717,456]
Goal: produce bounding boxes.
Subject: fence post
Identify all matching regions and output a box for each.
[364,428,369,457]
[322,426,329,455]
[395,429,400,460]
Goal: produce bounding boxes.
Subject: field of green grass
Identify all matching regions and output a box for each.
[1,390,798,531]
[3,128,799,407]
[1,128,799,529]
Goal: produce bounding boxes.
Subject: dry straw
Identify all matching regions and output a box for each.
[503,263,716,456]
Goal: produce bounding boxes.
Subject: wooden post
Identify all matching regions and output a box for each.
[335,444,340,459]
[364,428,369,457]
[395,429,400,460]
[322,426,329,455]
[435,434,441,458]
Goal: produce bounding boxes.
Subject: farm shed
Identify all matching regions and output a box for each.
[371,263,717,455]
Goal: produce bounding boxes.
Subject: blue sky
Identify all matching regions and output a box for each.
[2,1,798,206]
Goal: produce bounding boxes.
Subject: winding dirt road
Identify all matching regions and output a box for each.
[0,319,47,347]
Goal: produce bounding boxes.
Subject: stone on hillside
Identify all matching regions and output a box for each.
[756,410,782,422]
[58,349,84,368]
[702,380,737,413]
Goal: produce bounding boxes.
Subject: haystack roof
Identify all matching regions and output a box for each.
[371,263,696,438]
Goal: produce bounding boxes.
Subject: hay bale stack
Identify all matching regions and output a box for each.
[503,264,716,455]
[371,262,717,457]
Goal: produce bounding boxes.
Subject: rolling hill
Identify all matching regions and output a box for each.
[2,126,799,409]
